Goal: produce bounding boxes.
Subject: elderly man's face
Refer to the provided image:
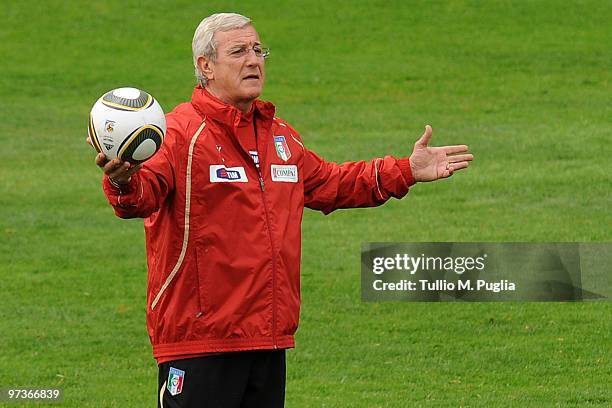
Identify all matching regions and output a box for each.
[200,25,266,112]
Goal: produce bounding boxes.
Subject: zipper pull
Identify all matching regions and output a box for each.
[259,177,265,191]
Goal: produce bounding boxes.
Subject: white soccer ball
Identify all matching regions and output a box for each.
[88,87,166,164]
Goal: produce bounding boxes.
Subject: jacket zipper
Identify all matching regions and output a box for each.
[241,121,278,349]
[257,171,278,348]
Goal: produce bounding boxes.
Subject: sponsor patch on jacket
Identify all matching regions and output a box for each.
[210,165,248,182]
[167,367,185,396]
[249,150,260,168]
[271,164,298,183]
[274,136,291,161]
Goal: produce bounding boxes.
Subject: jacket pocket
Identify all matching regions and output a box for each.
[194,246,207,318]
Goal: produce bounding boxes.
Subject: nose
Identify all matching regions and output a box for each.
[245,50,262,66]
[246,48,261,59]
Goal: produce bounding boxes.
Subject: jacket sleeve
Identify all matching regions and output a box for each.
[302,147,417,215]
[102,117,181,219]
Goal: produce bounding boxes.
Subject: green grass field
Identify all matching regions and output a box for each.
[1,0,610,406]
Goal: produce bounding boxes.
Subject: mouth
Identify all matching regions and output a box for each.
[242,74,260,81]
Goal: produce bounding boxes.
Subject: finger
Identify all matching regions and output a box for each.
[95,153,109,168]
[103,158,128,175]
[125,163,143,177]
[442,145,469,155]
[107,162,131,180]
[449,161,469,172]
[86,136,93,147]
[416,125,433,147]
[448,154,474,163]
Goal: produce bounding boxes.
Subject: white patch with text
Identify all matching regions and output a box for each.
[271,164,298,183]
[210,165,248,182]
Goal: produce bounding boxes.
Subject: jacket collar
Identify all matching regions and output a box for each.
[191,85,276,130]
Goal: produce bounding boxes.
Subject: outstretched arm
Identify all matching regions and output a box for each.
[302,124,473,214]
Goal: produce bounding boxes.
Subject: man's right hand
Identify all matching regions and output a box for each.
[88,136,142,185]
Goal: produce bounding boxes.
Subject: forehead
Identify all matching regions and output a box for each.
[214,25,260,48]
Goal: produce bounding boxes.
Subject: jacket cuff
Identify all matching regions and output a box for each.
[103,175,137,195]
[398,157,416,187]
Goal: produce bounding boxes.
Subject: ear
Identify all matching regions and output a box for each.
[197,56,214,81]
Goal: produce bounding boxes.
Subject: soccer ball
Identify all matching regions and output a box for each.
[88,87,166,164]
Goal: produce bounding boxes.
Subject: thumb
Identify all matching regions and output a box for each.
[416,125,433,147]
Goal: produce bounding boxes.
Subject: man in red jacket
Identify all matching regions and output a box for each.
[93,12,472,408]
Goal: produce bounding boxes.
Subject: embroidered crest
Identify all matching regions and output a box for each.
[274,136,291,161]
[167,367,185,396]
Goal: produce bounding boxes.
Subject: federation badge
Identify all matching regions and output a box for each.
[274,136,291,161]
[167,367,185,396]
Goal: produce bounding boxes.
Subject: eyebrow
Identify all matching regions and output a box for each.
[227,41,262,48]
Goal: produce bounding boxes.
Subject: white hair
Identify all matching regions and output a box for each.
[192,13,252,86]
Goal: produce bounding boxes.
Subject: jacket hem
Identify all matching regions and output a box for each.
[153,335,295,363]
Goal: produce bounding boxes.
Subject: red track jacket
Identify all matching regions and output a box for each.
[102,86,416,363]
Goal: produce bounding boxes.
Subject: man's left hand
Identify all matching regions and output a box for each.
[409,125,473,182]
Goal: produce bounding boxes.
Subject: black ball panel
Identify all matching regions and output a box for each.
[117,125,164,164]
[101,90,152,111]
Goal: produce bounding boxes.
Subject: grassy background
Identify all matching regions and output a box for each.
[1,0,610,406]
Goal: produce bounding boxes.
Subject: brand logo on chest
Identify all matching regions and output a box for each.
[249,150,260,168]
[210,165,249,182]
[271,164,298,183]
